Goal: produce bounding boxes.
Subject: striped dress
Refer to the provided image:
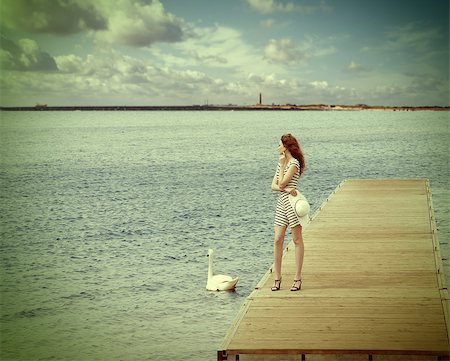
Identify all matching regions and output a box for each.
[274,158,301,228]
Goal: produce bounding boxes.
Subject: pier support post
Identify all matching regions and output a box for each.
[217,350,227,361]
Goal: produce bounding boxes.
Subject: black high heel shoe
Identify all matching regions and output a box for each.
[271,279,281,291]
[290,279,302,291]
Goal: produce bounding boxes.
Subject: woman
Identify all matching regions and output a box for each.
[271,133,306,291]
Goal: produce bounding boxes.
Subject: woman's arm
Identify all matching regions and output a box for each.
[275,154,288,189]
[271,157,285,192]
[271,160,297,194]
[271,173,282,191]
[272,175,295,194]
[279,164,297,190]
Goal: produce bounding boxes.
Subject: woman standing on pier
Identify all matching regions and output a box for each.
[271,133,306,291]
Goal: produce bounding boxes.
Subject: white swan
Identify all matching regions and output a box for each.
[206,249,239,291]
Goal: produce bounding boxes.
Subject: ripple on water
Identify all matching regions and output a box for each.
[0,110,448,360]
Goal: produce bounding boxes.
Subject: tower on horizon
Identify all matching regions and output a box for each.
[259,93,262,105]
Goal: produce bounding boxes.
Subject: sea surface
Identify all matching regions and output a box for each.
[1,110,449,361]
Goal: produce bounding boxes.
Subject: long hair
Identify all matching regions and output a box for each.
[281,133,305,175]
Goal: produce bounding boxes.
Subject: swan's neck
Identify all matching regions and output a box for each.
[208,254,213,279]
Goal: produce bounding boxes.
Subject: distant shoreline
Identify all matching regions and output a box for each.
[1,104,449,111]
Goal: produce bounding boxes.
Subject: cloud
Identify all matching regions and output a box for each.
[248,73,288,88]
[1,24,345,103]
[0,42,287,105]
[385,22,442,53]
[54,54,84,73]
[188,50,228,64]
[260,19,275,28]
[0,0,107,35]
[76,52,150,83]
[264,37,336,65]
[346,61,370,73]
[95,0,185,47]
[246,0,332,14]
[370,76,449,106]
[310,80,329,90]
[1,47,230,105]
[171,25,266,73]
[3,48,448,106]
[246,0,295,13]
[264,38,306,64]
[404,72,448,94]
[1,0,185,47]
[0,36,58,71]
[246,73,361,105]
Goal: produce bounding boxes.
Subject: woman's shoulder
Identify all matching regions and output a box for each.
[289,158,300,166]
[288,158,301,172]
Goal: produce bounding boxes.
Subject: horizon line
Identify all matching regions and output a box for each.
[1,104,449,111]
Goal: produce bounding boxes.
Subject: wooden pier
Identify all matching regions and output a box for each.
[218,179,449,360]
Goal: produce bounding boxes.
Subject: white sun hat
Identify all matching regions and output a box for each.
[288,191,310,227]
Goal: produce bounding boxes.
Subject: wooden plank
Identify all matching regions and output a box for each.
[229,352,444,359]
[218,179,450,360]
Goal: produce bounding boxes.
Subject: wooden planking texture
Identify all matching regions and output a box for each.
[218,179,449,360]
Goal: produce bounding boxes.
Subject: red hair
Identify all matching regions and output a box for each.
[281,133,305,175]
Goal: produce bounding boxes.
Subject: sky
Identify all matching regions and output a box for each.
[0,0,448,107]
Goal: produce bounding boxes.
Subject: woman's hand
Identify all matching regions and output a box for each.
[284,187,297,196]
[278,152,287,165]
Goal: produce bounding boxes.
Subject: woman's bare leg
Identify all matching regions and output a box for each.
[273,225,287,280]
[291,225,304,281]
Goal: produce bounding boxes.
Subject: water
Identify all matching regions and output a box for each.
[1,110,449,361]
